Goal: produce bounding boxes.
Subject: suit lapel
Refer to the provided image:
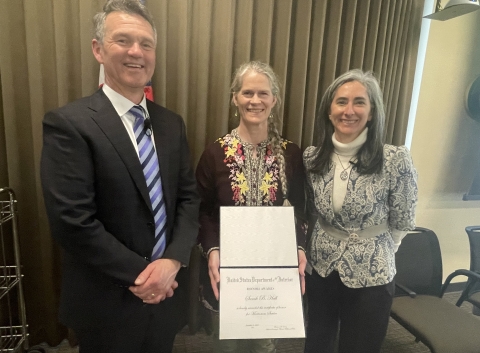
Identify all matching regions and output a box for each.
[88,90,152,210]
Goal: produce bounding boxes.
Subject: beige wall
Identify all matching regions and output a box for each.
[411,10,480,281]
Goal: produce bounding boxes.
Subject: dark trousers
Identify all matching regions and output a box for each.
[75,268,189,353]
[304,270,394,353]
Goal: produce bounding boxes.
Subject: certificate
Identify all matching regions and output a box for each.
[218,207,305,339]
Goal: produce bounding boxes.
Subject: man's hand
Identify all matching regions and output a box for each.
[129,258,181,304]
[208,250,220,300]
[298,249,306,295]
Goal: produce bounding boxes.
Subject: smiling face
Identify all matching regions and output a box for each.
[329,80,372,143]
[233,71,277,130]
[92,11,156,103]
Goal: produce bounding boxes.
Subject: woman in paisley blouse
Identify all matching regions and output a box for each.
[196,61,306,352]
[303,69,418,353]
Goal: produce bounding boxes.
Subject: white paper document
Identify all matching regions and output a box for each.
[220,206,299,267]
[219,206,305,339]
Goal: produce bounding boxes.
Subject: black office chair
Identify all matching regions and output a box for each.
[449,226,480,310]
[390,227,480,353]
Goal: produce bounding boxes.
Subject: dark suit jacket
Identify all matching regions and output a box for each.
[41,89,200,330]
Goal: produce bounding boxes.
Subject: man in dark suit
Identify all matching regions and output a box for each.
[40,1,199,352]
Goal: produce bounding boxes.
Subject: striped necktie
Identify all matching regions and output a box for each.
[130,105,167,260]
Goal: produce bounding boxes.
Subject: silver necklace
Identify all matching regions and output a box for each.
[335,153,354,181]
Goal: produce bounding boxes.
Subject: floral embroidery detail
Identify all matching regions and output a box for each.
[236,172,249,196]
[217,130,290,206]
[260,171,278,203]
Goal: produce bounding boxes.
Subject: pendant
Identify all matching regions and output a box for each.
[340,170,349,181]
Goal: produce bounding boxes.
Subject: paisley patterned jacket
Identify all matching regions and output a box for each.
[303,144,418,288]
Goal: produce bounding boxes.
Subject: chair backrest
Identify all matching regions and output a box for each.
[465,226,480,273]
[395,227,443,297]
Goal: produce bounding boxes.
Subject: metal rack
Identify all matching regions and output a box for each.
[0,188,28,352]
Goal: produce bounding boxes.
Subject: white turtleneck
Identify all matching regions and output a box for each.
[331,128,367,213]
[331,128,406,252]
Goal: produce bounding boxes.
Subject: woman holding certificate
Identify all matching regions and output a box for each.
[196,61,306,353]
[303,69,418,353]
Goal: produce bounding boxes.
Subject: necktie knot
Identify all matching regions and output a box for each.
[130,105,145,122]
[131,105,152,136]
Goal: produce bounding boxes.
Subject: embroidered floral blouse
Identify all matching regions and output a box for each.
[303,144,418,288]
[196,129,306,255]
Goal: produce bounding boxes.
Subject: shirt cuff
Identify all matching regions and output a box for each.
[206,247,220,258]
[392,229,408,253]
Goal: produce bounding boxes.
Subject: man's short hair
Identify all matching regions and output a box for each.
[93,0,157,44]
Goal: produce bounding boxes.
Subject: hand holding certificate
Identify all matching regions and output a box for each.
[219,206,305,339]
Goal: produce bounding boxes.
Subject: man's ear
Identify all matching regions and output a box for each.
[92,39,104,64]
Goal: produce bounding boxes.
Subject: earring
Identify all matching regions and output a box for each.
[269,113,274,119]
[235,110,238,117]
